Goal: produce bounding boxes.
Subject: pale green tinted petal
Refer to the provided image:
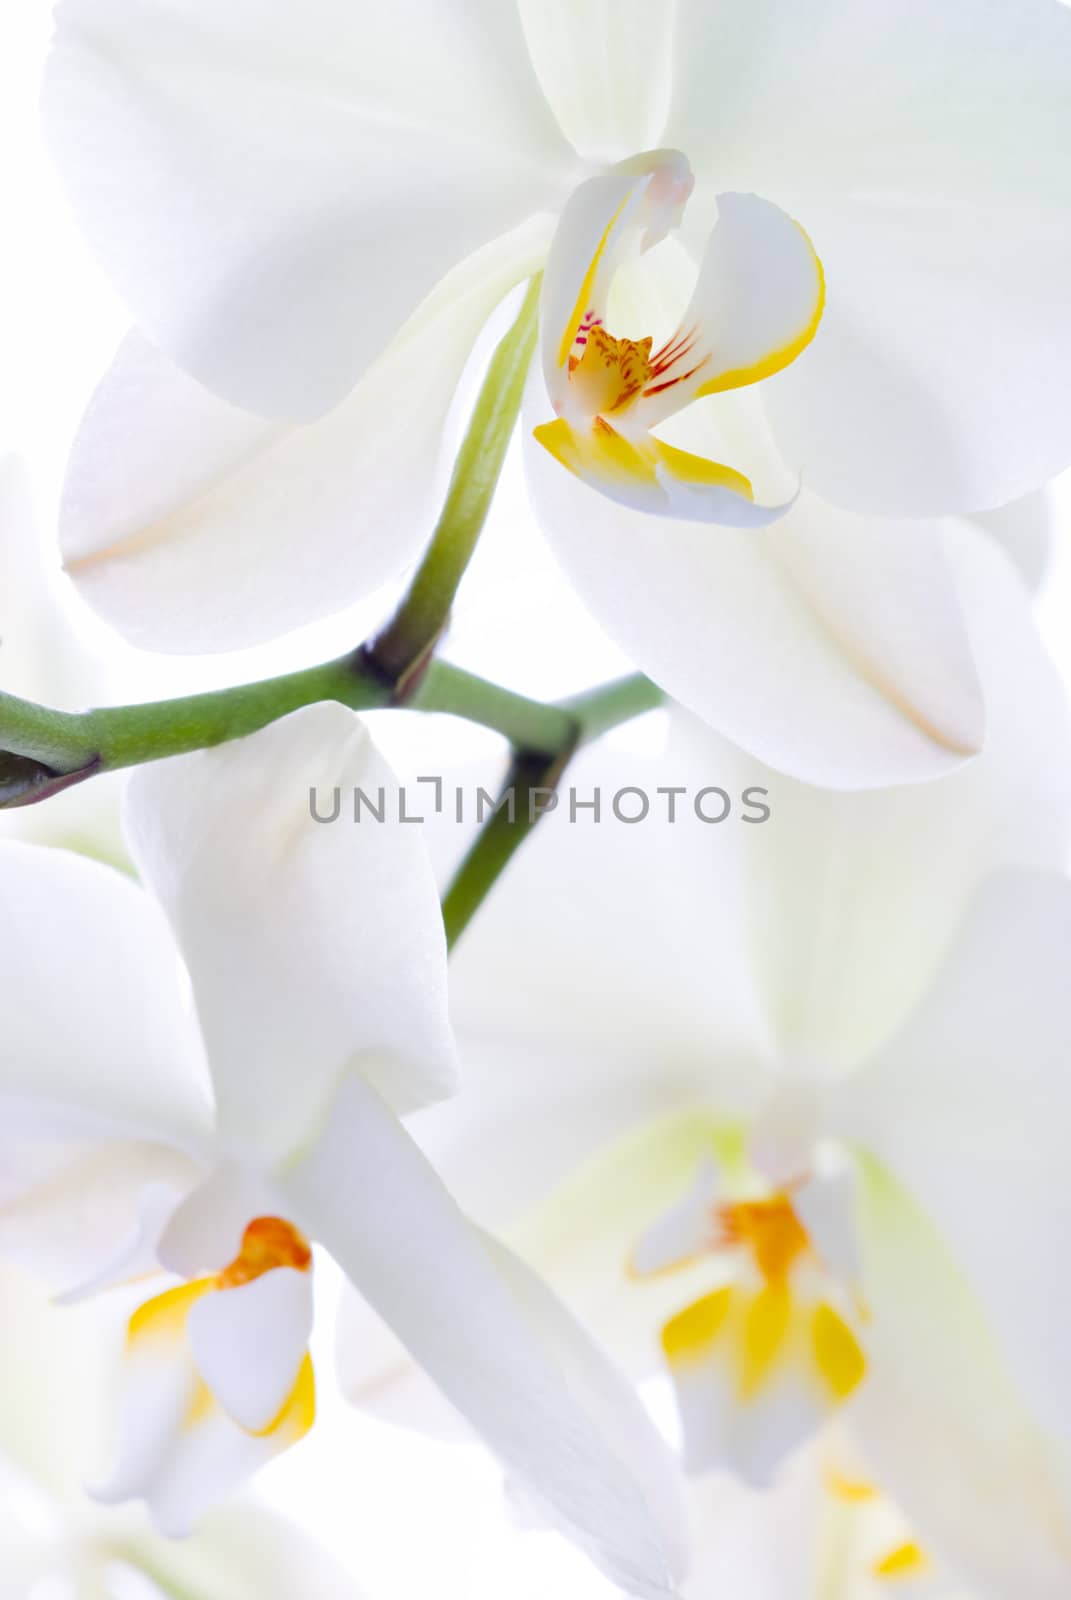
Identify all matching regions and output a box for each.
[848,1155,1071,1597]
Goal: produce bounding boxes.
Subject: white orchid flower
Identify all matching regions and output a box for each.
[43,0,1071,785]
[0,702,687,1598]
[0,1264,367,1600]
[348,526,1071,1594]
[685,1440,966,1599]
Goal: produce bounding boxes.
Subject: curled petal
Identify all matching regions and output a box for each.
[541,151,694,411]
[96,1278,315,1535]
[534,414,790,524]
[187,1268,314,1435]
[642,192,825,426]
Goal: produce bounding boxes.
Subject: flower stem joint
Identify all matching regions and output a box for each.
[0,751,101,809]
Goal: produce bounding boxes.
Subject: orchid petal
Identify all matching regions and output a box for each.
[665,519,1071,1068]
[44,0,574,420]
[527,420,985,785]
[644,192,825,424]
[664,1282,863,1484]
[279,1071,684,1599]
[187,1268,314,1434]
[480,1230,690,1585]
[968,488,1054,593]
[121,1501,367,1600]
[846,1156,1071,1596]
[60,220,551,653]
[97,1278,316,1536]
[0,842,211,1149]
[684,1458,822,1599]
[533,414,790,526]
[537,168,813,524]
[631,1156,722,1278]
[834,871,1071,1454]
[666,0,1071,513]
[156,1165,278,1279]
[415,732,766,1232]
[517,0,675,164]
[123,705,458,1167]
[540,153,693,411]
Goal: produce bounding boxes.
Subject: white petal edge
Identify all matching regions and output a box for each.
[0,841,211,1144]
[661,516,1071,1069]
[187,1268,313,1433]
[44,0,574,419]
[527,415,986,787]
[833,870,1071,1452]
[60,218,553,653]
[124,704,459,1167]
[279,1070,685,1599]
[845,1153,1071,1596]
[667,0,1071,514]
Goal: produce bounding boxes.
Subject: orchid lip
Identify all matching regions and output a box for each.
[536,150,825,525]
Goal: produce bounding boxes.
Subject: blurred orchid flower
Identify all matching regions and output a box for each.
[0,703,686,1598]
[354,526,1071,1594]
[0,1264,366,1600]
[43,0,1071,785]
[686,1437,966,1599]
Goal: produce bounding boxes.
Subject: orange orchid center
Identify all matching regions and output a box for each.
[218,1216,312,1289]
[717,1192,811,1284]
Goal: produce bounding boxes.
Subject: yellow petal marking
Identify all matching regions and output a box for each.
[826,1467,879,1504]
[738,1282,792,1398]
[558,193,632,368]
[534,415,659,493]
[128,1217,317,1447]
[651,439,755,500]
[534,416,753,507]
[694,222,825,398]
[255,1352,317,1442]
[873,1541,929,1581]
[812,1302,867,1401]
[128,1278,213,1348]
[662,1286,734,1364]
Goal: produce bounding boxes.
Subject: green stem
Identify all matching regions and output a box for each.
[441,672,663,948]
[0,655,659,809]
[366,274,542,687]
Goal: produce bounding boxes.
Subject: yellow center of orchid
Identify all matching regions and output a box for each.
[535,151,825,521]
[123,1212,317,1461]
[717,1192,810,1283]
[568,326,655,417]
[650,1179,866,1435]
